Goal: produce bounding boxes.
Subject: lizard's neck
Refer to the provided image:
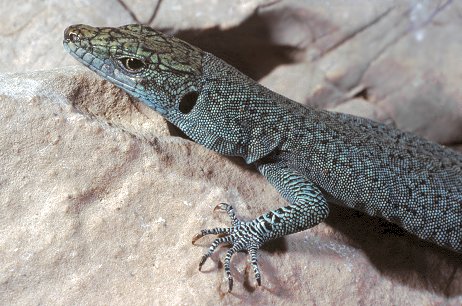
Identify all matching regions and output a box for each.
[172,52,304,164]
[173,53,292,163]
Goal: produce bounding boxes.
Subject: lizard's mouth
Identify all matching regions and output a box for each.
[63,26,141,97]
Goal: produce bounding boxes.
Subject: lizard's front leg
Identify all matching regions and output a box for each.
[192,163,329,291]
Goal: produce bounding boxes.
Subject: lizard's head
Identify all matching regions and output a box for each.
[63,24,203,118]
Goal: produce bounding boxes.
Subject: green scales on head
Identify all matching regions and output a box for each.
[64,25,202,113]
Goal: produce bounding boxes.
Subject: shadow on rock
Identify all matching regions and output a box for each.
[325,204,462,297]
[157,7,310,81]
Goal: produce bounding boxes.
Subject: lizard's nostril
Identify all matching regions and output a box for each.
[68,31,80,43]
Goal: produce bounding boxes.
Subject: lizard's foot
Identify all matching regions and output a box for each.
[192,203,264,292]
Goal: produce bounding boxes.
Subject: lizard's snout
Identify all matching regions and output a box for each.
[64,26,82,43]
[67,31,80,43]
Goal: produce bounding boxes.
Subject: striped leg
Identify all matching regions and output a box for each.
[193,163,329,292]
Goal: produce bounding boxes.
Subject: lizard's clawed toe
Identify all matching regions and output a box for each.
[194,204,264,292]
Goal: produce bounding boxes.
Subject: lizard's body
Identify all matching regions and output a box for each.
[63,24,462,291]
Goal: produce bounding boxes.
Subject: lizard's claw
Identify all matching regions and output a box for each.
[192,203,264,292]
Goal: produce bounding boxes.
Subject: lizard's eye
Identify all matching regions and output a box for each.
[119,57,145,72]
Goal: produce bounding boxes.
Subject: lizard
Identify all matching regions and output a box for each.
[63,24,462,292]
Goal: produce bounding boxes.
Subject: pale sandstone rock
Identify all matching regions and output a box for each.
[256,0,462,144]
[1,66,461,305]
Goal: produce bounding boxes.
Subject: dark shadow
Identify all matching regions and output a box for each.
[157,7,307,81]
[262,237,288,253]
[166,122,190,139]
[322,204,462,297]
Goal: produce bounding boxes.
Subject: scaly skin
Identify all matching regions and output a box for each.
[63,24,462,292]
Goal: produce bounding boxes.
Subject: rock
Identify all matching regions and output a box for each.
[1,66,461,305]
[258,0,462,145]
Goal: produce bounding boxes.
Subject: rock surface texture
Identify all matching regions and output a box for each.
[1,0,461,305]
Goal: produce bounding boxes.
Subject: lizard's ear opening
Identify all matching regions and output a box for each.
[179,91,199,114]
